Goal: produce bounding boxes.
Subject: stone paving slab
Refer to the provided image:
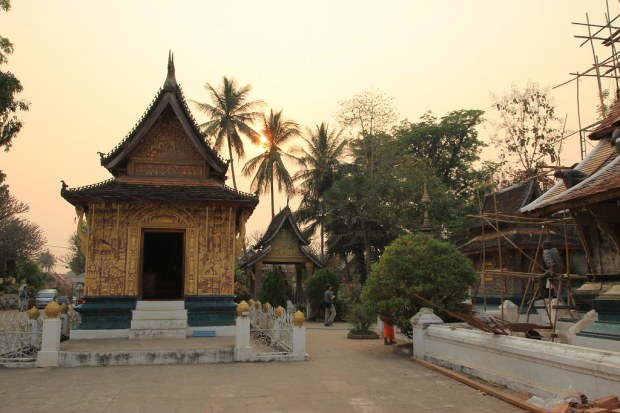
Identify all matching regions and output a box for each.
[0,321,528,413]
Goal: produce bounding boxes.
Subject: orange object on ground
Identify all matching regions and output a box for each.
[383,323,395,341]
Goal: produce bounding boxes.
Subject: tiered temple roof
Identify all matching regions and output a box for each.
[61,52,258,211]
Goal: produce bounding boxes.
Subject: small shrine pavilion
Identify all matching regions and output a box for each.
[61,54,258,338]
[238,207,323,303]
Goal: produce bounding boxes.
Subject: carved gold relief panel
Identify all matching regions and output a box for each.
[84,203,130,296]
[84,202,237,297]
[197,206,235,295]
[128,107,206,178]
[267,228,305,261]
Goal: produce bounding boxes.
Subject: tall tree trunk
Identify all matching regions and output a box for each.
[227,133,237,190]
[361,220,370,284]
[320,222,325,262]
[270,175,275,218]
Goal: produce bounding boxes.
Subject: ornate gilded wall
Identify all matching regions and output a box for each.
[84,202,240,297]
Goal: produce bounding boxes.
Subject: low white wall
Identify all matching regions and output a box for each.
[413,323,620,399]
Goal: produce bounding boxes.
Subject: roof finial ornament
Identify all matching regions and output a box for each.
[419,180,433,234]
[163,50,178,91]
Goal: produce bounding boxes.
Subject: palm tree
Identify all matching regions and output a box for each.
[193,77,263,190]
[242,109,300,217]
[37,249,56,274]
[294,123,347,260]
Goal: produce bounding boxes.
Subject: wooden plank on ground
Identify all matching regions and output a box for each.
[412,357,547,413]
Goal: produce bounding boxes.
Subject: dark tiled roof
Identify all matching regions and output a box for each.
[521,139,618,216]
[61,178,258,209]
[469,180,541,228]
[482,180,541,214]
[254,206,309,250]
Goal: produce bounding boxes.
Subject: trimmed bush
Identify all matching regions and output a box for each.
[304,268,340,318]
[259,267,288,309]
[362,233,478,337]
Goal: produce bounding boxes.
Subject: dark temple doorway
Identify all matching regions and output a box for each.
[141,231,184,300]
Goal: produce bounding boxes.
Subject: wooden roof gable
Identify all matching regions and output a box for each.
[100,52,228,179]
[254,206,309,250]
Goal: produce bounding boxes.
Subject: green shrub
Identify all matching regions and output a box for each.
[345,301,376,333]
[304,268,340,316]
[258,267,287,308]
[362,233,478,338]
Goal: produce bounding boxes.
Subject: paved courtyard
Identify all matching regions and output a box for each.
[0,321,527,413]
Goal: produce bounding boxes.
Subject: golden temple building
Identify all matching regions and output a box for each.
[61,54,258,337]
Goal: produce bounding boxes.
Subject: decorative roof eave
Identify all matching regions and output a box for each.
[521,154,620,217]
[238,245,273,268]
[521,183,620,217]
[254,206,309,250]
[301,246,325,268]
[100,54,228,177]
[60,179,259,211]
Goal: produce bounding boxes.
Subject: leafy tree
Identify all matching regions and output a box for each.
[258,267,288,309]
[15,258,46,292]
[337,88,397,139]
[193,77,263,190]
[304,267,340,317]
[322,130,477,281]
[1,0,29,151]
[37,249,56,274]
[337,88,397,177]
[491,81,564,183]
[242,109,300,217]
[0,172,45,284]
[362,233,477,338]
[394,109,488,198]
[293,122,347,260]
[60,231,85,275]
[323,173,378,283]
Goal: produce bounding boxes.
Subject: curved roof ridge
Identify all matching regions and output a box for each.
[61,178,115,194]
[221,183,258,199]
[101,88,163,163]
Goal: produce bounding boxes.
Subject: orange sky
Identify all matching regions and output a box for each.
[0,1,615,272]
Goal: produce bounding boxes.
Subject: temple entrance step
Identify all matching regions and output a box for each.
[130,300,187,340]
